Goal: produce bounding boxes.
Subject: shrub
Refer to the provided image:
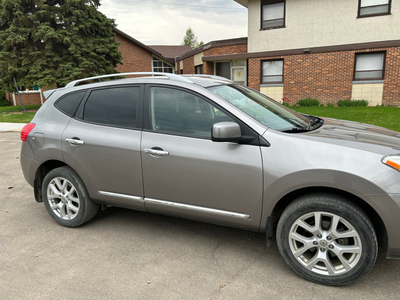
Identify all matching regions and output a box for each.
[297,98,320,107]
[337,99,368,107]
[327,103,334,108]
[0,89,10,107]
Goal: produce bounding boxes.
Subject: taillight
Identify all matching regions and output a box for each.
[21,123,36,142]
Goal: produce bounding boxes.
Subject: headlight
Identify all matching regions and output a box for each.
[382,155,400,172]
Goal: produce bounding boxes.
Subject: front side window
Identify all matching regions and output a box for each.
[354,52,385,80]
[209,84,310,131]
[153,57,173,73]
[358,0,391,17]
[262,60,284,84]
[82,87,139,128]
[261,0,285,30]
[149,87,233,138]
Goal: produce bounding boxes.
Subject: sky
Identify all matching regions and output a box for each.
[98,0,248,45]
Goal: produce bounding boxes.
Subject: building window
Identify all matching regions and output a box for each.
[152,57,173,73]
[358,0,391,17]
[195,65,203,74]
[261,60,283,84]
[261,0,285,30]
[354,52,385,80]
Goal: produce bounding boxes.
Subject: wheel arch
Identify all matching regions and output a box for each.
[34,160,69,202]
[266,187,388,255]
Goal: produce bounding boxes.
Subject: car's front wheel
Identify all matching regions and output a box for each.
[276,194,378,286]
[42,166,99,227]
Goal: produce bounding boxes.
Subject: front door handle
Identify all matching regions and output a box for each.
[144,148,169,156]
[66,138,85,145]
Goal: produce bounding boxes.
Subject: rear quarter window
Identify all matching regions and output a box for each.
[54,91,87,117]
[82,87,139,128]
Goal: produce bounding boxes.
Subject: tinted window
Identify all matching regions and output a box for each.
[55,91,86,117]
[83,87,139,128]
[150,87,233,139]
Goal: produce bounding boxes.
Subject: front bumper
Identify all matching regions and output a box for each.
[367,193,400,259]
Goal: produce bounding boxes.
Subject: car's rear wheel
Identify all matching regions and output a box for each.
[276,194,377,286]
[42,166,99,227]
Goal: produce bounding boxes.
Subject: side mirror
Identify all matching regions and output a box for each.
[212,122,242,142]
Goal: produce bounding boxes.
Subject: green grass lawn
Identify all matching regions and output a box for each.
[291,106,400,133]
[0,105,41,123]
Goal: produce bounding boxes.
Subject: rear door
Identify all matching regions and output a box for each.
[141,85,263,230]
[62,85,145,211]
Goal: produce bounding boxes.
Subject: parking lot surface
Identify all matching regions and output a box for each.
[1,131,399,299]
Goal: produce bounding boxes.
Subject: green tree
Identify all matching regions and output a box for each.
[0,0,123,91]
[182,27,203,49]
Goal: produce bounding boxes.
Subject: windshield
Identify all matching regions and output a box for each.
[209,85,310,131]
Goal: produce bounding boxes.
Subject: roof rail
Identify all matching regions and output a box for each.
[65,72,193,88]
[182,74,233,82]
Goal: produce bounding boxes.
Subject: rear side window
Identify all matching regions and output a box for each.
[82,87,139,128]
[54,91,86,117]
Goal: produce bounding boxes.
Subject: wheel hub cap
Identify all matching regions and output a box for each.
[289,211,362,276]
[47,177,80,220]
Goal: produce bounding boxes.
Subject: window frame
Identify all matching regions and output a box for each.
[74,84,144,130]
[261,59,284,84]
[357,0,391,18]
[260,0,286,31]
[353,51,386,81]
[143,84,259,144]
[152,56,174,73]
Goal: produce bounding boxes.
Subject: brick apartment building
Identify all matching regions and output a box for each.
[9,28,189,106]
[177,37,248,86]
[9,0,400,107]
[179,0,400,107]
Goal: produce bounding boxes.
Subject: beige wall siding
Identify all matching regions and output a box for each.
[194,53,204,66]
[260,86,284,103]
[351,82,384,106]
[248,0,400,53]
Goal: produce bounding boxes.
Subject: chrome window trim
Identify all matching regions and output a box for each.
[99,191,144,202]
[145,198,250,219]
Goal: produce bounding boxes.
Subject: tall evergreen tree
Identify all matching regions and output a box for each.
[182,27,203,49]
[0,0,122,90]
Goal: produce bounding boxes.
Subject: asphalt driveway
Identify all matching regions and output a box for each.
[1,131,399,300]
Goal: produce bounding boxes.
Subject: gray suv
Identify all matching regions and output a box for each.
[20,73,400,286]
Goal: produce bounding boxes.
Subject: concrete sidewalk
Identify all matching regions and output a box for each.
[0,122,26,132]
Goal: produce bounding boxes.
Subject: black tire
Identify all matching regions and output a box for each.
[42,166,99,227]
[276,194,377,286]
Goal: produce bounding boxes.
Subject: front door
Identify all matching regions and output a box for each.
[141,86,263,230]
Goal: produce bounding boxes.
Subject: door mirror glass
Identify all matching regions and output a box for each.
[212,122,241,142]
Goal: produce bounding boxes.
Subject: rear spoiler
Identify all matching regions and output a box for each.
[43,88,60,100]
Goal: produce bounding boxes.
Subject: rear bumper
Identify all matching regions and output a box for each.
[20,144,39,188]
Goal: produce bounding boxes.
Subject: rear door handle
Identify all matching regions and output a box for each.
[66,138,85,145]
[144,148,169,156]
